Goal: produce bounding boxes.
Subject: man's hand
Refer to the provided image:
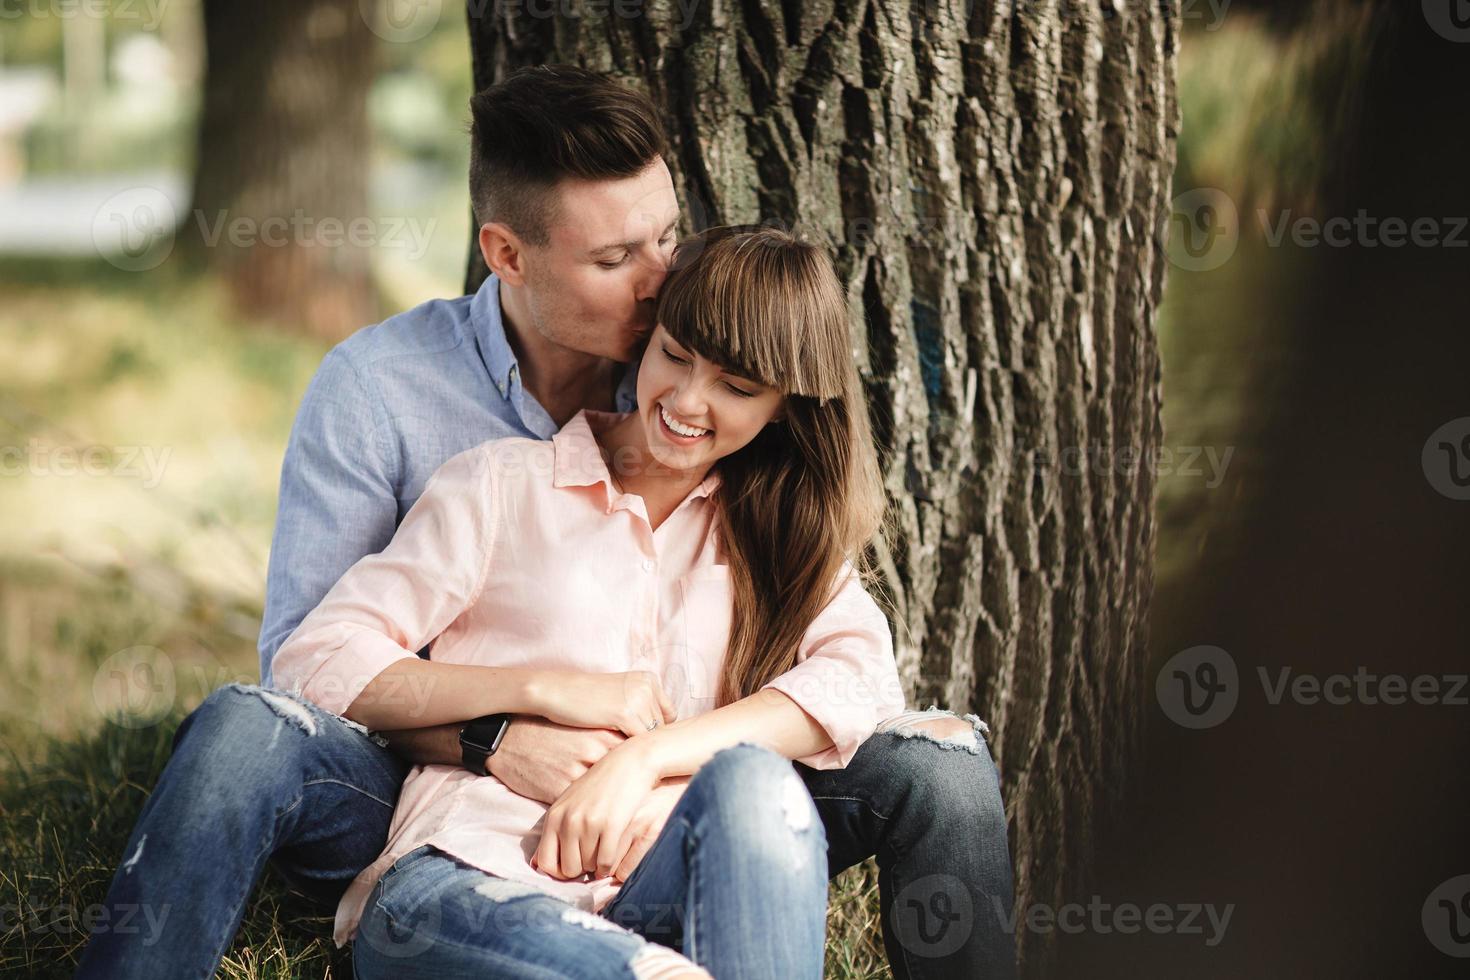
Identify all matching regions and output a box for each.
[486,716,626,804]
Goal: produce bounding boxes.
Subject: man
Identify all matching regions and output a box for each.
[77,64,1016,979]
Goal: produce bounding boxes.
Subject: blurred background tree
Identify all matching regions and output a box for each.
[187,0,376,338]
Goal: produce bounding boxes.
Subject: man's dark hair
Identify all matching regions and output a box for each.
[468,64,668,247]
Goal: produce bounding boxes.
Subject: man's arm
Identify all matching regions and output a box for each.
[379,718,625,803]
[259,347,401,684]
[260,346,620,792]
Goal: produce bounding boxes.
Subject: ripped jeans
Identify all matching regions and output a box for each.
[354,744,825,979]
[76,687,1016,980]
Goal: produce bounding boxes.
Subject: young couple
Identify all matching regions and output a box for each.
[77,65,1016,979]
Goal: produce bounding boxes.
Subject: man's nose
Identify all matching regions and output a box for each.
[635,255,669,303]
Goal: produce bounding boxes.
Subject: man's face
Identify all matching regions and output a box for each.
[630,324,786,477]
[519,158,680,363]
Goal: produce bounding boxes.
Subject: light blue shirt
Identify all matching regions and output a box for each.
[259,274,639,683]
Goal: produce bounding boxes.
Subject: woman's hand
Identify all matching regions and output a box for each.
[533,738,663,881]
[528,670,675,738]
[613,776,690,881]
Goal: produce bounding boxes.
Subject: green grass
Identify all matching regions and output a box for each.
[0,259,890,977]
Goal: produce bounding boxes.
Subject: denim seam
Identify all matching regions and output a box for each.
[300,777,397,810]
[205,803,291,979]
[685,813,703,967]
[806,793,894,824]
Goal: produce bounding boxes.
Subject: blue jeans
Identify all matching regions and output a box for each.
[354,743,827,978]
[75,685,1017,979]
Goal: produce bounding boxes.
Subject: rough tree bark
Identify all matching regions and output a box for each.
[189,0,377,339]
[465,1,1177,971]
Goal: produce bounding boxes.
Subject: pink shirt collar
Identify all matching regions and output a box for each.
[551,409,723,512]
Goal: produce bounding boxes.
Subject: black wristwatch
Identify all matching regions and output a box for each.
[459,713,512,774]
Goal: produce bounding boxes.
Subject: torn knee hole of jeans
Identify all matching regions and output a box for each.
[876,706,990,754]
[777,771,821,870]
[239,683,389,748]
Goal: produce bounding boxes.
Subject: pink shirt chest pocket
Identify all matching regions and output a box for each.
[666,564,731,714]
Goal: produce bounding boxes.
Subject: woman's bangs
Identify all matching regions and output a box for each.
[656,231,847,400]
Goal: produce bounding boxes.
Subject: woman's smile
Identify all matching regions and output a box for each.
[657,403,713,443]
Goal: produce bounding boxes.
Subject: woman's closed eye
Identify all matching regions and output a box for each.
[661,345,757,397]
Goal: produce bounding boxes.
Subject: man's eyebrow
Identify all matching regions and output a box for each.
[587,217,679,257]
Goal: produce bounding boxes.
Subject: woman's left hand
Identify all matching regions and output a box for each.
[533,738,663,881]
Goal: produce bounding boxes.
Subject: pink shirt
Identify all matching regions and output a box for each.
[271,409,906,947]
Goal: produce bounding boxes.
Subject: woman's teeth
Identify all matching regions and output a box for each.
[660,404,710,438]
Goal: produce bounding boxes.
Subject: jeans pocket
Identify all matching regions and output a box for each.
[373,845,437,907]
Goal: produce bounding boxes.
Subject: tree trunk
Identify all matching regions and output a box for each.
[190,0,377,339]
[465,2,1177,971]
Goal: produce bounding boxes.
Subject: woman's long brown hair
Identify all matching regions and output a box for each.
[655,225,890,707]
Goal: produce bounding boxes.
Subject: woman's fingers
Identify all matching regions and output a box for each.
[534,829,557,878]
[557,825,585,880]
[613,828,654,882]
[597,823,635,879]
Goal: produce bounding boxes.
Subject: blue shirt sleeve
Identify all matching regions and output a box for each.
[258,347,401,684]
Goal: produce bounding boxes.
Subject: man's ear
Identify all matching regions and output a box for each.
[479,222,527,286]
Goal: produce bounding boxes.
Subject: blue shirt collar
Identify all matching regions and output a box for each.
[470,272,519,400]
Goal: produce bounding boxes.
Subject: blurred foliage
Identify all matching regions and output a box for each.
[1176,1,1387,215]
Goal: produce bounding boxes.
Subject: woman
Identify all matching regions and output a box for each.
[272,225,906,979]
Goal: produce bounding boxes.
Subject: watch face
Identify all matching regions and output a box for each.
[461,716,507,753]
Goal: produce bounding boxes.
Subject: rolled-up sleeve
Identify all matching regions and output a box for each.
[270,446,498,716]
[760,563,906,769]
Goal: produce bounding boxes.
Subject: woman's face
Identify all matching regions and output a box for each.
[632,324,786,477]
